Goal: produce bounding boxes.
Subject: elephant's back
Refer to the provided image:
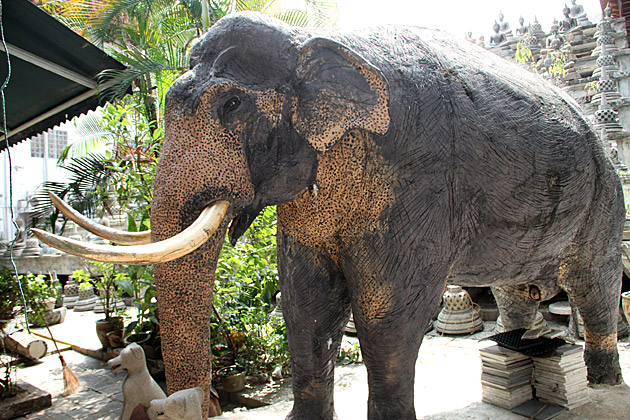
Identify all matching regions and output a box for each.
[336,26,623,286]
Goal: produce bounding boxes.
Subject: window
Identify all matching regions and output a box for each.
[30,129,68,159]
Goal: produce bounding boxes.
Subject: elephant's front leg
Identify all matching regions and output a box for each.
[346,253,447,420]
[278,233,351,420]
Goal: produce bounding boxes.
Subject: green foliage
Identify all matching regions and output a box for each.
[514,41,533,65]
[546,50,568,82]
[213,206,288,373]
[118,266,159,336]
[99,102,160,227]
[73,263,129,320]
[338,341,362,365]
[29,154,112,233]
[23,273,60,327]
[0,267,22,321]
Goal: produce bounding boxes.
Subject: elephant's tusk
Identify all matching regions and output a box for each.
[48,192,152,245]
[31,201,229,265]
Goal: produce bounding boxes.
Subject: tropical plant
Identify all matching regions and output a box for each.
[22,273,59,327]
[78,262,129,320]
[212,206,288,374]
[29,154,112,233]
[117,265,159,337]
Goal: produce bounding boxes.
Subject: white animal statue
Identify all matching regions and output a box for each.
[148,387,204,420]
[107,343,167,420]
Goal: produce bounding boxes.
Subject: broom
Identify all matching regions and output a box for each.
[39,318,80,396]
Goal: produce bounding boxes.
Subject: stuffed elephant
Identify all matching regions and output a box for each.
[34,12,625,420]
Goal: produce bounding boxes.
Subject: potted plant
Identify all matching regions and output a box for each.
[23,273,60,327]
[118,266,161,357]
[76,262,129,349]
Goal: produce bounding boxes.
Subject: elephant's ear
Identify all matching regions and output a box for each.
[292,37,390,153]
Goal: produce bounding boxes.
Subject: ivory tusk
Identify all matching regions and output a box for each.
[31,201,229,264]
[48,192,152,245]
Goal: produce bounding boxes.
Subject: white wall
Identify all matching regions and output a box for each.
[0,121,77,241]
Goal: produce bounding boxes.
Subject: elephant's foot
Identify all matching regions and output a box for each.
[584,332,623,386]
[367,394,415,420]
[285,403,337,420]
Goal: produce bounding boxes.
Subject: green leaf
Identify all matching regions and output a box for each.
[128,214,139,232]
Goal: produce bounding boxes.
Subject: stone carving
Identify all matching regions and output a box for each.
[569,0,591,27]
[489,21,506,46]
[529,16,546,41]
[148,387,204,420]
[559,4,578,33]
[107,343,167,420]
[497,11,513,39]
[545,22,565,51]
[516,16,528,37]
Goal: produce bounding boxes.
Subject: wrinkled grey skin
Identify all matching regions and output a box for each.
[152,12,625,419]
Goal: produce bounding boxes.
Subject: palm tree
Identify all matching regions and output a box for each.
[43,0,339,135]
[33,0,338,231]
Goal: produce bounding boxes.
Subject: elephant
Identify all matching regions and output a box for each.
[33,11,625,420]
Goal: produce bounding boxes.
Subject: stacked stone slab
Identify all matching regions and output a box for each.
[532,345,589,410]
[480,345,533,409]
[74,284,97,312]
[63,278,80,309]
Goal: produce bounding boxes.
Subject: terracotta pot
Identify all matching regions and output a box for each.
[622,291,630,325]
[217,365,246,392]
[96,317,123,349]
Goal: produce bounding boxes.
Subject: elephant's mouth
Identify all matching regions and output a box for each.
[227,205,263,246]
[30,192,229,265]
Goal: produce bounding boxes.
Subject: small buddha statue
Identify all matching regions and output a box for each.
[516,16,528,37]
[490,22,506,46]
[569,0,591,26]
[497,11,513,39]
[559,4,578,33]
[546,23,565,51]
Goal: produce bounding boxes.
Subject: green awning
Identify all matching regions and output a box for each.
[0,0,126,152]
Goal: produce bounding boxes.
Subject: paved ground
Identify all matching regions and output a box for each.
[218,331,630,420]
[6,310,630,419]
[9,310,126,419]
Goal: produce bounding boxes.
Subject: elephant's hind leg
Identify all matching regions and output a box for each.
[561,252,623,385]
[559,223,624,386]
[278,233,351,420]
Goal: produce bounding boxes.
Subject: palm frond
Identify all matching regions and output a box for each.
[273,9,310,27]
[60,112,113,161]
[29,154,113,233]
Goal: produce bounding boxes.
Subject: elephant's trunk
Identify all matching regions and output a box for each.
[152,198,230,417]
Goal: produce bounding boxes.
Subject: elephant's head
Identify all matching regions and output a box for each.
[154,12,390,243]
[32,12,390,415]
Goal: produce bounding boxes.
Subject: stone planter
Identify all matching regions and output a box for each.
[217,365,246,393]
[434,285,483,335]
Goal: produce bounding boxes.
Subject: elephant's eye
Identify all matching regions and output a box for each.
[223,96,241,113]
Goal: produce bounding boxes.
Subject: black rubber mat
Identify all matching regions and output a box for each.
[486,329,566,357]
